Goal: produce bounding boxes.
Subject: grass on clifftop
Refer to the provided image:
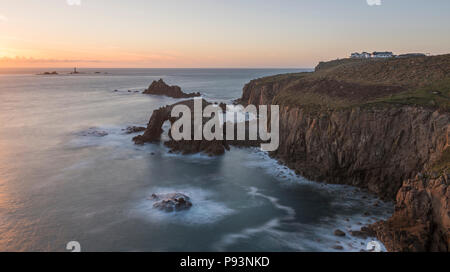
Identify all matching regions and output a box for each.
[264,54,450,111]
[371,78,450,111]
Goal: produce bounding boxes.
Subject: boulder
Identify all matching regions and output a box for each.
[150,193,193,212]
[334,229,346,237]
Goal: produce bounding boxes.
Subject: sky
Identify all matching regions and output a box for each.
[0,0,449,68]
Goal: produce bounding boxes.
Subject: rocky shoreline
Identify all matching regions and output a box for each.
[133,55,449,251]
[234,55,449,252]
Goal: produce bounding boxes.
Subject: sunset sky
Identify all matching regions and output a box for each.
[0,0,449,68]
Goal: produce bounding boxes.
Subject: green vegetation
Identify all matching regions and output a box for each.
[259,54,450,111]
[371,78,450,111]
[250,72,310,85]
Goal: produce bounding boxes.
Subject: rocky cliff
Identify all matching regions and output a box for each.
[134,55,449,251]
[238,54,450,251]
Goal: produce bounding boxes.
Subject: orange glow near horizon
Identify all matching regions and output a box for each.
[0,0,449,68]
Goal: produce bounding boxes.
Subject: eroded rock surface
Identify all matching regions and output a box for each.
[143,79,201,98]
[133,99,260,156]
[150,193,193,212]
[370,173,449,252]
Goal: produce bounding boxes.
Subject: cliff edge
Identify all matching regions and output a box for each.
[238,54,450,251]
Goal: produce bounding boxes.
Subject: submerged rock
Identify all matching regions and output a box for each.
[332,245,344,250]
[334,229,346,237]
[150,193,193,212]
[123,126,146,134]
[350,227,375,239]
[77,127,108,137]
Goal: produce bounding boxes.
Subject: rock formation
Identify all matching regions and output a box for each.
[134,54,450,251]
[370,173,449,251]
[133,99,229,156]
[143,79,201,98]
[133,98,261,156]
[235,54,450,251]
[150,193,193,212]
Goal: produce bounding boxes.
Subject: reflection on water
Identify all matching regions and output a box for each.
[0,69,392,252]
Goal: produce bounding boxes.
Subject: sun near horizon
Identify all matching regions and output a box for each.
[1,0,449,69]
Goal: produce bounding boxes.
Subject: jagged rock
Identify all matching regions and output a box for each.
[332,245,344,250]
[150,193,192,212]
[123,126,146,134]
[143,79,201,98]
[369,173,449,252]
[132,99,259,156]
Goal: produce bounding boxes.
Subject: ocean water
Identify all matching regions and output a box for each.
[0,68,393,252]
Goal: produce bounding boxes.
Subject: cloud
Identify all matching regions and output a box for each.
[66,0,81,6]
[0,15,8,22]
[367,0,382,6]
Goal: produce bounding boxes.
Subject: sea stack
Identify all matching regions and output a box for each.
[143,79,201,98]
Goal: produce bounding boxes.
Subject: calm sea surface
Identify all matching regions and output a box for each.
[0,68,392,251]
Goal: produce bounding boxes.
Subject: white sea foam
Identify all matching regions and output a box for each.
[215,149,393,252]
[247,187,295,219]
[214,187,295,251]
[131,186,235,225]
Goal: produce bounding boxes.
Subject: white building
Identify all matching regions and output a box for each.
[350,52,372,58]
[372,51,394,58]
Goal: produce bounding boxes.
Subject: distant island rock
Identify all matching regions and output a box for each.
[143,79,201,98]
[37,71,58,75]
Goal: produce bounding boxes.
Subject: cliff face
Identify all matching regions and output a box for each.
[238,55,450,251]
[238,79,291,106]
[273,106,448,200]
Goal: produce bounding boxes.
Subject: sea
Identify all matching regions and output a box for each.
[0,68,393,251]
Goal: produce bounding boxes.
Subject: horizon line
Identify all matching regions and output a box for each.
[0,66,315,70]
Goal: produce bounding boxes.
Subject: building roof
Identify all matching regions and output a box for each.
[373,51,393,55]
